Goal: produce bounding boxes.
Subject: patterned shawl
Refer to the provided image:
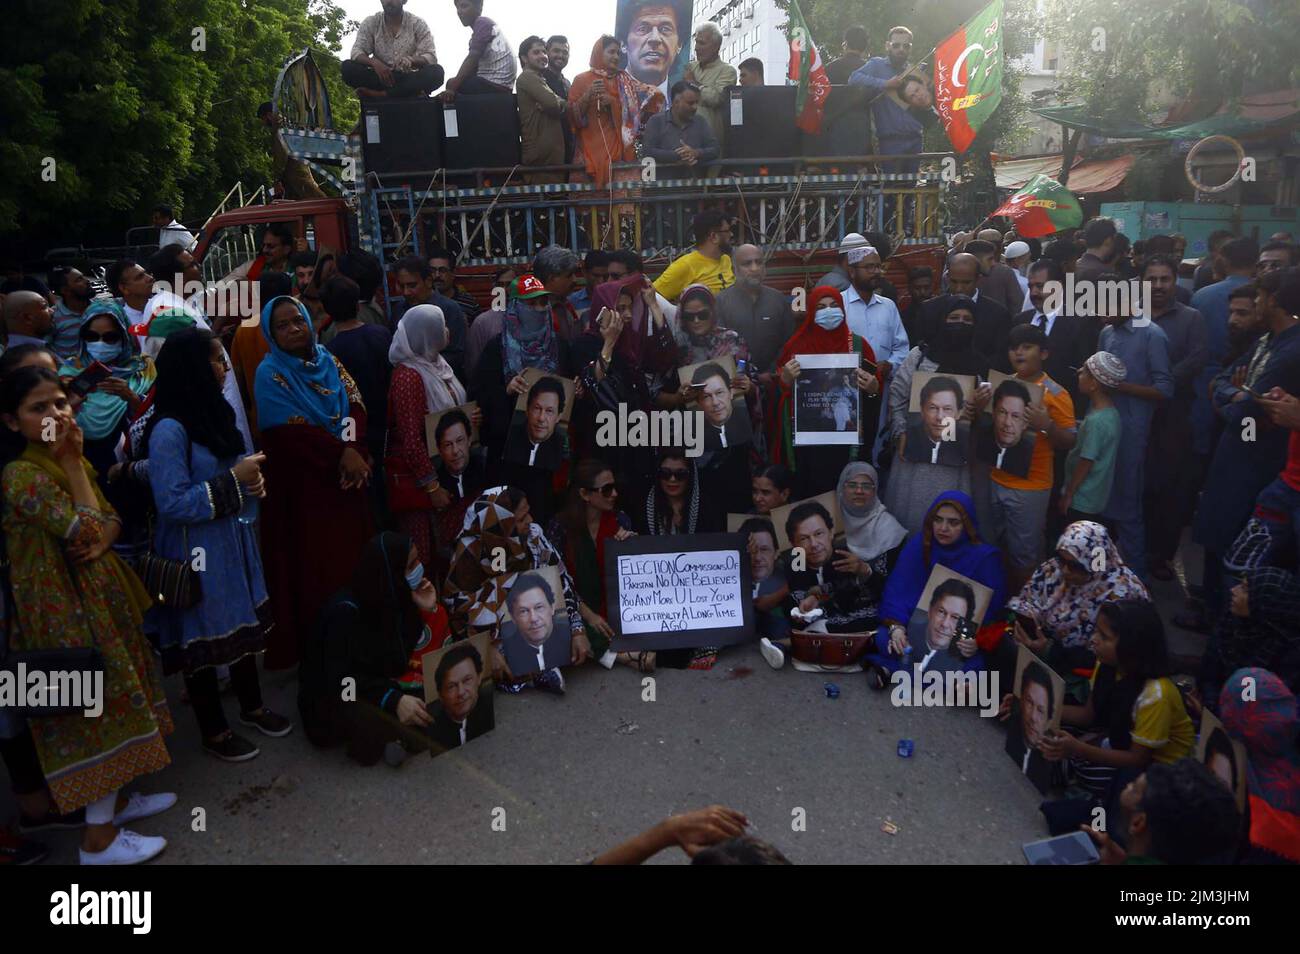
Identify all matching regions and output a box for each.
[674,284,748,366]
[1220,668,1300,817]
[501,297,559,382]
[60,298,157,441]
[1007,521,1150,648]
[254,295,356,437]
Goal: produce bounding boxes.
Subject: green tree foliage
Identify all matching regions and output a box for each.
[0,0,355,251]
[1044,0,1300,124]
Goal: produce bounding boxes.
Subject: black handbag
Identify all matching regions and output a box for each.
[135,523,202,609]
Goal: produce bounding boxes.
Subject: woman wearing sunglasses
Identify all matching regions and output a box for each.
[1004,521,1149,678]
[548,458,652,672]
[57,299,157,491]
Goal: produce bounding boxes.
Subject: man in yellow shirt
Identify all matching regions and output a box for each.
[653,210,735,302]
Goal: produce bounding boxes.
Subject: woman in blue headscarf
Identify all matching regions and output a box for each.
[254,295,374,670]
[59,299,157,482]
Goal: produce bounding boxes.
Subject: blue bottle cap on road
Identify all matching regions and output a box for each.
[823,682,840,699]
[897,738,914,757]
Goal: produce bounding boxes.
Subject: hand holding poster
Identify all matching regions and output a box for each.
[606,533,753,652]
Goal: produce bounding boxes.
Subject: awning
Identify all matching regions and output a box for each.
[1030,102,1294,141]
[993,153,1135,194]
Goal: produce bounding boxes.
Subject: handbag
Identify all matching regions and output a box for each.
[134,433,203,609]
[383,391,433,514]
[788,630,875,668]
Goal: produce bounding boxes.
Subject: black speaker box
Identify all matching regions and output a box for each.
[361,98,445,179]
[441,94,522,174]
[801,85,871,159]
[722,85,800,171]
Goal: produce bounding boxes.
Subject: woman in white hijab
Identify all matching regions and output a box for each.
[836,461,908,568]
[386,304,476,567]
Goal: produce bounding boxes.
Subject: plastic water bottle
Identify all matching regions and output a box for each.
[237,492,259,525]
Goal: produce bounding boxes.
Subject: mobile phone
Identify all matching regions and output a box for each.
[736,358,748,375]
[860,356,878,374]
[1008,610,1040,643]
[66,361,113,398]
[1022,831,1100,865]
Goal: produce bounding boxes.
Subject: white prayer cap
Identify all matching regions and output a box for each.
[846,245,879,265]
[1005,240,1031,259]
[838,233,870,254]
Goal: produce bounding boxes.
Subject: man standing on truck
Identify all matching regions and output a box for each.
[343,0,443,99]
[258,103,326,200]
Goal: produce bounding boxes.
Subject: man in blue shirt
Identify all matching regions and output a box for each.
[568,250,610,320]
[1098,272,1174,579]
[848,26,925,174]
[1190,236,1258,455]
[841,244,909,462]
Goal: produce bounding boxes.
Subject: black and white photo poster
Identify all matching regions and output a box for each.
[795,353,861,446]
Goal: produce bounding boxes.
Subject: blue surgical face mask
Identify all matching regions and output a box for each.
[814,306,845,330]
[86,342,120,364]
[405,563,425,590]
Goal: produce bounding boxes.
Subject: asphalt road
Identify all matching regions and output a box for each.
[3,549,1203,866]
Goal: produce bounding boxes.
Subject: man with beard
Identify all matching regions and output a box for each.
[917,253,1013,371]
[1012,258,1096,403]
[427,246,480,319]
[393,256,468,379]
[715,244,796,379]
[966,239,1025,317]
[843,243,909,460]
[653,210,734,301]
[542,35,574,164]
[343,0,442,100]
[502,574,568,675]
[899,265,934,343]
[1140,254,1209,581]
[428,642,493,750]
[1004,658,1056,790]
[619,1,686,98]
[641,80,719,177]
[1257,240,1296,277]
[849,26,925,174]
[1098,271,1173,579]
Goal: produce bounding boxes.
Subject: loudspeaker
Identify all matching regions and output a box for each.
[441,95,522,174]
[802,85,871,159]
[723,86,800,171]
[361,98,445,179]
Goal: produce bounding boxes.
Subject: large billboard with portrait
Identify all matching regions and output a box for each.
[615,0,694,100]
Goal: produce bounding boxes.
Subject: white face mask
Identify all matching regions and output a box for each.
[814,306,845,330]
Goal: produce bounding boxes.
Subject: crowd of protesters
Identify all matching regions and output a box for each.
[0,0,1297,868]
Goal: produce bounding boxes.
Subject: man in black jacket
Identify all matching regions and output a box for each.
[501,573,571,676]
[428,642,494,751]
[1012,258,1098,403]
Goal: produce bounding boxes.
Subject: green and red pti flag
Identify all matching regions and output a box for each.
[934,0,1004,153]
[991,174,1084,238]
[787,0,829,134]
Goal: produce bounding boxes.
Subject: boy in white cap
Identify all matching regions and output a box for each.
[1060,351,1127,528]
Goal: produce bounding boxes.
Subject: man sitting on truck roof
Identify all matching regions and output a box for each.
[342,0,443,100]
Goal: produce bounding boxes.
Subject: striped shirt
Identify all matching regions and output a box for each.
[468,16,516,89]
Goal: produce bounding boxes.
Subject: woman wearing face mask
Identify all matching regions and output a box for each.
[1,367,175,864]
[882,296,988,533]
[58,299,157,491]
[773,285,882,497]
[300,531,451,765]
[1004,521,1149,681]
[143,328,288,762]
[471,276,574,525]
[547,458,652,672]
[443,487,591,689]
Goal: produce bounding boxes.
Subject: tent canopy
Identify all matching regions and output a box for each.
[1030,102,1294,141]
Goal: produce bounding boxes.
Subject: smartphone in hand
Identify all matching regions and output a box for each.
[66,361,113,398]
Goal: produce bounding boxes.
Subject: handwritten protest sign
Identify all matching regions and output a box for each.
[605,533,754,652]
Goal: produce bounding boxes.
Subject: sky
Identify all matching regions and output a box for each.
[335,0,619,82]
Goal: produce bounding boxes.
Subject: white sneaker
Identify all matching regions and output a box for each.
[759,638,786,670]
[80,829,167,865]
[112,791,178,827]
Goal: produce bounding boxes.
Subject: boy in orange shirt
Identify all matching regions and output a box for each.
[974,324,1078,591]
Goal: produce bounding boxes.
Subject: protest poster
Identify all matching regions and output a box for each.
[795,353,860,446]
[605,533,753,652]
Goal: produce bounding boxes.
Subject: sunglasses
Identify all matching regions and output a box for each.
[682,310,711,322]
[83,331,122,344]
[658,467,689,481]
[587,481,617,497]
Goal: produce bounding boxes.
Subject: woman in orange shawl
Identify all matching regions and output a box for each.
[568,35,664,189]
